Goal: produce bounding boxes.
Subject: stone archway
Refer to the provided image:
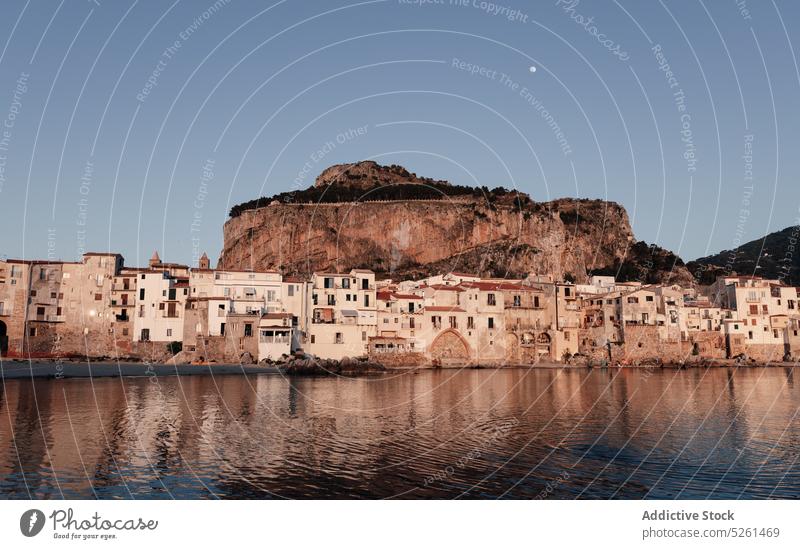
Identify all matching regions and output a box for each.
[0,320,8,357]
[505,332,519,363]
[429,329,471,365]
[536,332,552,359]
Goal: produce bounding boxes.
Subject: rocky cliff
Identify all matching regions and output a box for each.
[220,161,693,284]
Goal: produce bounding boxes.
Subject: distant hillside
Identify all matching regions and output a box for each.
[687,226,800,286]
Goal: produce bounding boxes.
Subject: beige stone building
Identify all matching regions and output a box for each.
[306,270,377,359]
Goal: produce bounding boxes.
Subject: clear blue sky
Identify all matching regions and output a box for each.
[1,0,799,267]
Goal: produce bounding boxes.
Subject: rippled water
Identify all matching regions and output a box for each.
[1,367,798,499]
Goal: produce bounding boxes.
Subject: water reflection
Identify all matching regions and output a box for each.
[0,368,798,499]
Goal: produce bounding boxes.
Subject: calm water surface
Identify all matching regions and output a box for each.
[1,367,798,499]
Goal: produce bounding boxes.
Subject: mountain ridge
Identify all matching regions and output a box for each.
[221,161,695,285]
[687,225,800,286]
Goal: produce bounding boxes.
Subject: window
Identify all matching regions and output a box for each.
[310,335,316,344]
[95,293,102,301]
[327,295,336,306]
[335,332,343,344]
[513,295,521,307]
[287,285,294,297]
[166,329,172,337]
[535,296,541,308]
[122,328,129,336]
[364,295,370,307]
[50,292,57,299]
[789,300,796,310]
[488,317,494,329]
[30,290,37,297]
[383,318,389,324]
[409,318,415,329]
[750,304,758,314]
[467,317,474,329]
[564,287,571,297]
[324,277,334,289]
[159,303,165,310]
[762,305,768,314]
[646,295,654,302]
[37,306,45,317]
[432,316,442,329]
[168,288,176,300]
[627,297,638,304]
[29,327,37,337]
[220,323,225,336]
[140,329,150,341]
[487,293,496,306]
[139,289,145,300]
[267,290,276,302]
[10,265,21,277]
[361,278,369,290]
[564,331,570,341]
[449,316,457,329]
[218,304,225,316]
[773,329,779,338]
[244,323,253,337]
[748,331,753,340]
[342,278,350,289]
[346,294,352,302]
[362,331,367,341]
[409,302,415,313]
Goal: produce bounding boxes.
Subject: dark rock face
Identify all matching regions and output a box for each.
[221,161,694,285]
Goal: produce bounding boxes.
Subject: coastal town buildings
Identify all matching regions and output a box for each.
[2,251,800,366]
[306,270,378,360]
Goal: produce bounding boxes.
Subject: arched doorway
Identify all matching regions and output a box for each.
[505,333,519,363]
[429,329,471,365]
[0,320,8,357]
[536,332,552,359]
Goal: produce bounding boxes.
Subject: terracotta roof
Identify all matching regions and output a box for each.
[261,312,293,319]
[460,281,537,292]
[424,306,466,312]
[427,284,465,292]
[392,293,423,300]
